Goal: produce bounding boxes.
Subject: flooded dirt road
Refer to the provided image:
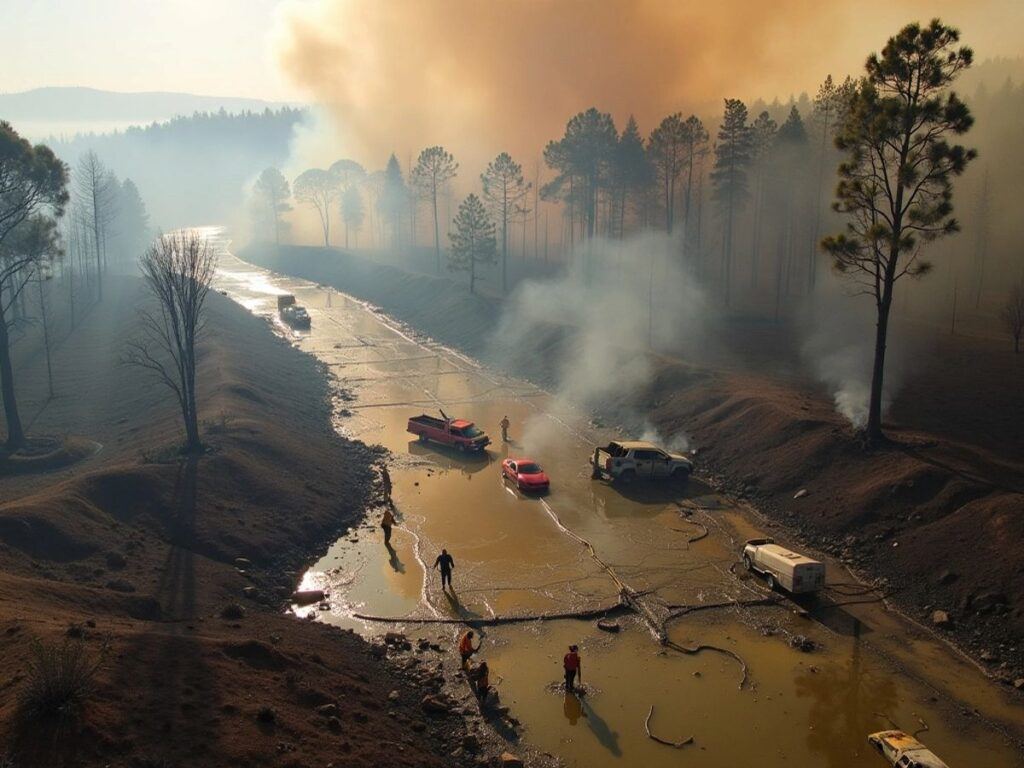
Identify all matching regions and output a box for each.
[214,243,1024,768]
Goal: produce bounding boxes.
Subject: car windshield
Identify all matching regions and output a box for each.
[462,425,482,438]
[518,463,541,474]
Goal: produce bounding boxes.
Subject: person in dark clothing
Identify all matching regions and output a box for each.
[473,661,491,703]
[381,508,395,546]
[434,548,455,589]
[563,644,581,693]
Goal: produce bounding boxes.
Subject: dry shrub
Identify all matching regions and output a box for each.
[17,637,106,723]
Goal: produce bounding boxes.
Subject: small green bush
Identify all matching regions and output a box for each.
[18,637,105,722]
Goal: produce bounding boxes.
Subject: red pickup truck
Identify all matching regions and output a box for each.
[407,411,490,452]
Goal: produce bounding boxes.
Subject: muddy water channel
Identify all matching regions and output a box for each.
[215,247,1024,768]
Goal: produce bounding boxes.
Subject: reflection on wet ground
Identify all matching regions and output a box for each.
[215,247,1024,768]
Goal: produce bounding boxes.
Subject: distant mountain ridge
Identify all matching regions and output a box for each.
[0,86,295,123]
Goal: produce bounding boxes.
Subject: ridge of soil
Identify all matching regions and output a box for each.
[243,242,1024,681]
[0,276,485,767]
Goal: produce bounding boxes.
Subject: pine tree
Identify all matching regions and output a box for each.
[680,115,709,245]
[610,116,651,237]
[411,146,459,275]
[379,154,407,250]
[711,99,753,304]
[448,194,496,295]
[329,159,366,248]
[773,106,809,316]
[481,152,530,294]
[749,111,777,288]
[648,113,688,234]
[823,20,976,442]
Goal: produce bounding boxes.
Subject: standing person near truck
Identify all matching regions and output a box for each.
[563,644,581,693]
[380,508,395,546]
[434,548,455,590]
[500,415,510,442]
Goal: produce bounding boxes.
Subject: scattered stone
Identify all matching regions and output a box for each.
[597,619,620,633]
[421,694,452,715]
[462,734,481,752]
[790,635,817,652]
[980,650,999,663]
[291,589,326,605]
[220,603,246,620]
[937,570,959,586]
[1013,678,1024,690]
[369,643,387,659]
[389,690,400,702]
[316,703,339,717]
[793,489,808,500]
[235,557,252,568]
[500,752,524,767]
[931,610,952,628]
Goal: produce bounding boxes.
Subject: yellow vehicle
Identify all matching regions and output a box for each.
[867,730,949,768]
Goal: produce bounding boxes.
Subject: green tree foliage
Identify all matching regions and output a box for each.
[481,152,530,294]
[610,116,651,237]
[711,99,753,304]
[543,108,618,241]
[770,106,810,316]
[411,146,459,274]
[680,115,709,242]
[823,19,976,442]
[342,185,365,248]
[448,193,496,295]
[252,167,291,245]
[748,111,778,287]
[329,159,366,248]
[294,168,338,247]
[648,113,688,234]
[0,122,68,449]
[379,154,407,250]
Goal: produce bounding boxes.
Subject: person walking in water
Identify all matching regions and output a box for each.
[434,548,455,590]
[563,644,581,693]
[458,629,479,666]
[380,508,395,546]
[500,415,510,442]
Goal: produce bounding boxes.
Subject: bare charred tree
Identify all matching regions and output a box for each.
[481,152,531,294]
[0,122,68,450]
[124,231,215,453]
[294,169,338,247]
[74,151,118,300]
[411,147,459,275]
[1001,280,1024,353]
[823,20,976,443]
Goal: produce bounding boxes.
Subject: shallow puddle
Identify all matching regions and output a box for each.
[215,244,1024,768]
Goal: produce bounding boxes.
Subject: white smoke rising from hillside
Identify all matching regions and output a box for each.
[800,273,913,428]
[494,232,705,452]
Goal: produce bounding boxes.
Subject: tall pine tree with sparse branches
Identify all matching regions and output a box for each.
[412,146,458,275]
[712,99,753,305]
[823,19,976,443]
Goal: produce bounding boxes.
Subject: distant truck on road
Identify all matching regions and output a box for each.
[591,440,692,482]
[407,411,490,453]
[742,538,825,595]
[277,294,311,329]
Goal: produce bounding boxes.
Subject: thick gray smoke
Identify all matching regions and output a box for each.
[800,272,914,428]
[494,232,706,453]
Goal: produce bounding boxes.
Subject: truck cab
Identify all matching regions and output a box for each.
[593,440,692,482]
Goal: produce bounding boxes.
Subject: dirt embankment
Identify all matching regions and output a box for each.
[0,276,479,767]
[244,243,1024,680]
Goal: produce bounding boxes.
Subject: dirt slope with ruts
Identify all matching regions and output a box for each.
[0,276,474,767]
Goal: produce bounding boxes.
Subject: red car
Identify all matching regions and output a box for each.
[501,458,550,492]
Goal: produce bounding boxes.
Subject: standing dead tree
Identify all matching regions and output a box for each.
[124,231,215,453]
[1001,280,1024,353]
[73,151,117,301]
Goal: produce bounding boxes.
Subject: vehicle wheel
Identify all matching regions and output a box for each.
[456,443,466,453]
[743,555,752,571]
[766,574,777,591]
[620,469,636,483]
